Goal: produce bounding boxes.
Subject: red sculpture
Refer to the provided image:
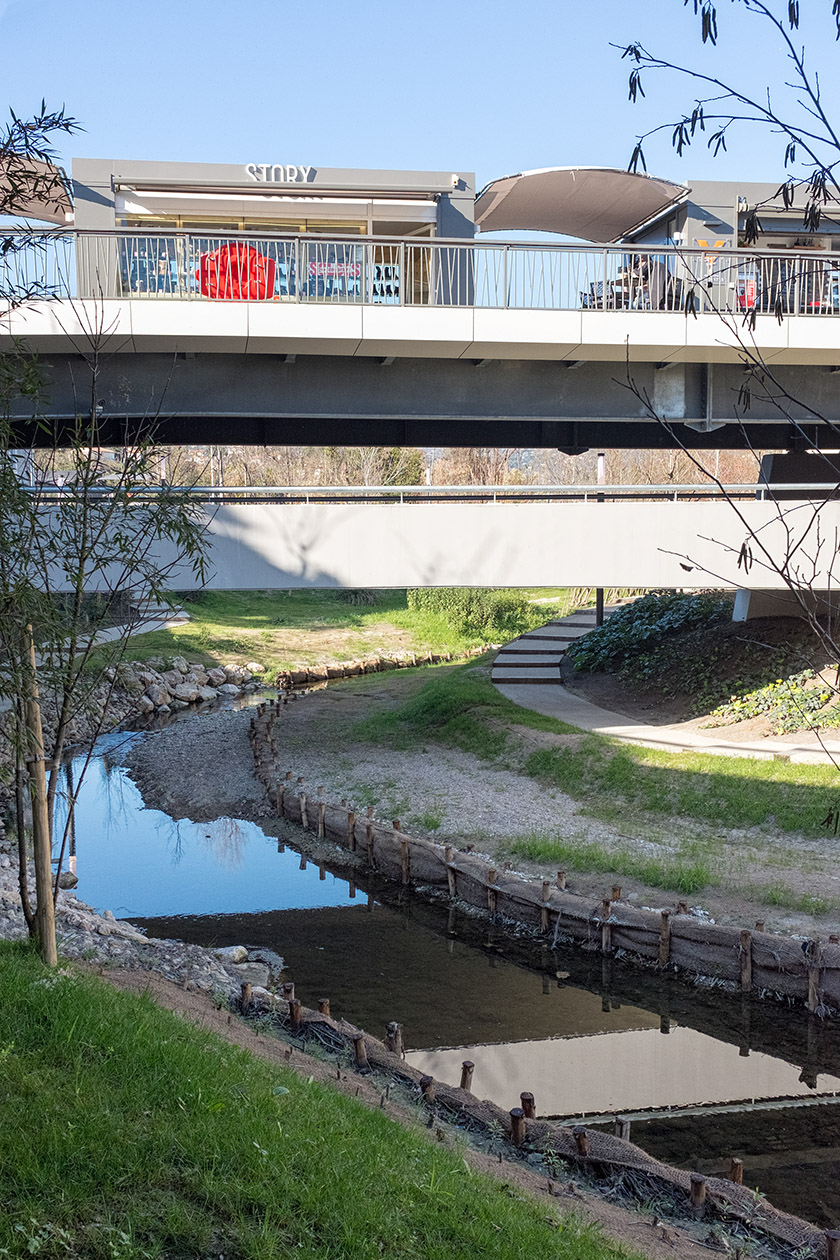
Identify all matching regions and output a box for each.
[197,242,276,300]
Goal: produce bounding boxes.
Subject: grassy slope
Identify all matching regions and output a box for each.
[355,662,840,899]
[0,943,631,1260]
[123,590,579,681]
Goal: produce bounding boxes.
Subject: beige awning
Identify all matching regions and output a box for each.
[475,167,688,242]
[0,156,73,225]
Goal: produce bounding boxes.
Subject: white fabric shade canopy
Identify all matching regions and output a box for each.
[474,167,688,242]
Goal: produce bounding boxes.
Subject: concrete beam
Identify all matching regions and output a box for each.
[43,498,840,592]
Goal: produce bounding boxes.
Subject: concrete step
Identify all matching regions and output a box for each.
[491,674,564,685]
[519,631,585,643]
[491,665,562,681]
[493,660,564,670]
[495,647,567,657]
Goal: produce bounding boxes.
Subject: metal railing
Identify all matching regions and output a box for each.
[28,483,840,505]
[6,230,840,315]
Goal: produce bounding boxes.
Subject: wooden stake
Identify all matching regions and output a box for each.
[351,1032,369,1072]
[487,868,497,916]
[729,1157,743,1185]
[281,981,295,1000]
[460,1060,475,1092]
[611,885,622,902]
[288,997,302,1033]
[317,997,331,1017]
[809,940,823,1013]
[740,929,752,994]
[393,818,401,831]
[240,982,253,1012]
[556,870,566,890]
[520,1091,536,1119]
[677,900,689,915]
[826,1231,840,1260]
[689,1173,706,1219]
[299,793,309,830]
[510,1107,526,1146]
[420,1075,436,1105]
[366,807,375,865]
[347,810,356,851]
[658,910,671,967]
[614,1115,631,1141]
[573,1126,589,1158]
[400,838,410,886]
[445,847,456,898]
[385,1022,403,1056]
[317,800,326,839]
[601,898,612,953]
[754,920,765,933]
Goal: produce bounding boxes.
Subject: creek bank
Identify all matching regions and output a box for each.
[0,653,266,814]
[121,670,840,936]
[273,643,492,689]
[249,700,840,1018]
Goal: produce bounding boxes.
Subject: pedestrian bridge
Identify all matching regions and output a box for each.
[45,484,840,595]
[6,232,840,449]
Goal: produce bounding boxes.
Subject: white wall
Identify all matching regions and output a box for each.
[142,498,840,591]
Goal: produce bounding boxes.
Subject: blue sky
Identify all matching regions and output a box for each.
[3,0,839,193]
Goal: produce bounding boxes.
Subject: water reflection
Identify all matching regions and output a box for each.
[52,735,357,919]
[407,1026,840,1117]
[51,725,840,1226]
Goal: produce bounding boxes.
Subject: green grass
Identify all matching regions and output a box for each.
[0,942,633,1260]
[356,662,840,842]
[121,589,582,682]
[355,664,578,757]
[507,834,714,895]
[752,884,833,915]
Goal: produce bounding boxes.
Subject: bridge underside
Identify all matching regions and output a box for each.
[11,354,840,449]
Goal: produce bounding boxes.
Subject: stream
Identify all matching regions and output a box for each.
[52,705,840,1230]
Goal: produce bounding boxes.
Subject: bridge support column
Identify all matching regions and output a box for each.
[734,452,840,622]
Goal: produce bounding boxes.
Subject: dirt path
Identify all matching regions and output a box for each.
[123,670,840,937]
[97,966,706,1260]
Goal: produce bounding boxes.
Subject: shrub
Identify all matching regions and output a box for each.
[567,591,731,673]
[338,589,380,606]
[406,588,536,639]
[705,668,839,733]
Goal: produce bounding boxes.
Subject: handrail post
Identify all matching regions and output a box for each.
[399,240,405,306]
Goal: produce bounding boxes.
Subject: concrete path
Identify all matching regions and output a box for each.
[90,608,189,647]
[493,607,840,766]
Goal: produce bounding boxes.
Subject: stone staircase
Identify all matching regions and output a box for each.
[490,605,617,686]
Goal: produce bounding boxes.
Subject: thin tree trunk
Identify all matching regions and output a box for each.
[14,731,35,935]
[23,625,57,966]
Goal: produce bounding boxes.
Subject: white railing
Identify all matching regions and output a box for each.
[5,230,840,315]
[29,483,840,504]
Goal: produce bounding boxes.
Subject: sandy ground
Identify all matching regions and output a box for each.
[123,669,840,937]
[96,965,709,1260]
